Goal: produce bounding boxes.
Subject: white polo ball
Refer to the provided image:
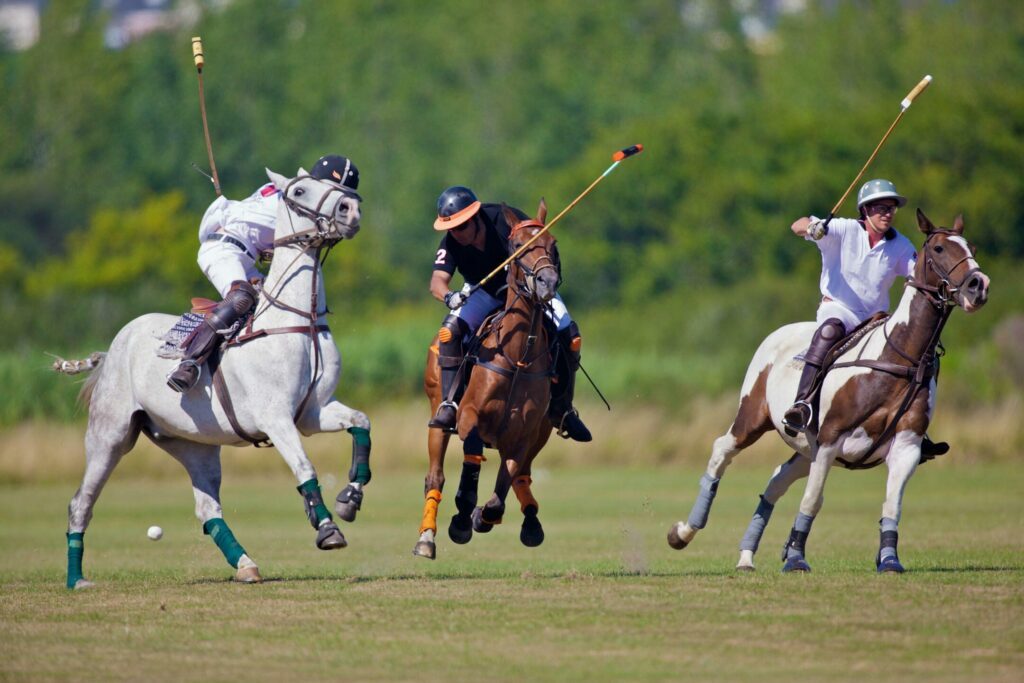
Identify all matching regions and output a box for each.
[147,525,164,541]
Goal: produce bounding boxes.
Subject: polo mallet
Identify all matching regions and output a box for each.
[470,144,644,294]
[823,75,932,228]
[191,36,222,196]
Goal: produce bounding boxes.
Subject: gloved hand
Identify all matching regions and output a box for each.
[444,291,467,310]
[806,218,827,241]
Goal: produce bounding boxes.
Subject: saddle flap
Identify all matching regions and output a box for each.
[190,297,218,315]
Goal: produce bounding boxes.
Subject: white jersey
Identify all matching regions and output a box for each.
[809,216,917,324]
[198,183,280,255]
[196,183,280,297]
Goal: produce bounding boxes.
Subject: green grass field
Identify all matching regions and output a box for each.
[1,458,1021,682]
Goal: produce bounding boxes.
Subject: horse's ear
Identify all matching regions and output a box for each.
[266,168,289,190]
[537,197,548,225]
[952,213,965,234]
[297,167,310,177]
[916,208,936,236]
[502,203,520,229]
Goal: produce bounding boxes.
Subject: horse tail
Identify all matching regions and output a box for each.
[51,352,107,407]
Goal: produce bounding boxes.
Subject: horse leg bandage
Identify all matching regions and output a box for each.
[420,489,443,534]
[879,517,899,562]
[66,532,85,589]
[203,518,247,568]
[513,476,539,514]
[455,456,483,518]
[739,496,775,552]
[297,478,332,529]
[686,474,720,529]
[782,512,815,560]
[347,427,372,485]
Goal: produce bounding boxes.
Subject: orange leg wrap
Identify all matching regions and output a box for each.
[464,454,486,465]
[419,489,442,534]
[512,476,538,513]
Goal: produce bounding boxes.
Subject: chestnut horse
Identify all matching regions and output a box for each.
[414,201,558,560]
[668,210,990,572]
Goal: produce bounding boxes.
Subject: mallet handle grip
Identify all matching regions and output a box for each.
[900,75,932,111]
[192,36,205,72]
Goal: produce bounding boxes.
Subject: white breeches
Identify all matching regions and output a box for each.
[453,284,572,333]
[815,300,863,333]
[198,241,261,298]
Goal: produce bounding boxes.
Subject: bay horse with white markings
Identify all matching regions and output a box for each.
[56,168,373,588]
[668,210,990,572]
[414,201,557,560]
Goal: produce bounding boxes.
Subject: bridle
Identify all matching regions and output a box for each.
[907,229,981,310]
[274,175,360,248]
[509,219,560,301]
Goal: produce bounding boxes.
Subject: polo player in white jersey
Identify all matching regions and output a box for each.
[167,154,361,392]
[782,178,948,457]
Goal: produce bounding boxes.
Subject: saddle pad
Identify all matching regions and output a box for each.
[156,312,206,359]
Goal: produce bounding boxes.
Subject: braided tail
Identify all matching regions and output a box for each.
[51,352,107,407]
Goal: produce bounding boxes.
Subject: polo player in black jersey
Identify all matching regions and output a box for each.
[428,185,591,442]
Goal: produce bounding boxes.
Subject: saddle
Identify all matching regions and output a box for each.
[156,303,251,361]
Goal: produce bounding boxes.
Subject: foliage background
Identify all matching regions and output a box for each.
[1,0,1022,427]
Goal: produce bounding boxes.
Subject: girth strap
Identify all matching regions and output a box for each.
[212,368,272,447]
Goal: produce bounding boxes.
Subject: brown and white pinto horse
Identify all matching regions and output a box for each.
[414,201,558,560]
[668,210,990,572]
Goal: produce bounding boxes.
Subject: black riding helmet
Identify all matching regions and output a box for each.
[434,186,482,231]
[310,154,361,200]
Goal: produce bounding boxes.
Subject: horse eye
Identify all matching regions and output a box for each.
[294,188,305,196]
[933,245,944,253]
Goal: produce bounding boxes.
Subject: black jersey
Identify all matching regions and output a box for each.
[433,203,528,298]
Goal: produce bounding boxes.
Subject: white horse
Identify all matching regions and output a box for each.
[668,211,990,572]
[57,168,372,588]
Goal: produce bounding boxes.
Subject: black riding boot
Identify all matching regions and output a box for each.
[782,317,845,433]
[549,323,592,442]
[429,316,468,432]
[167,281,257,393]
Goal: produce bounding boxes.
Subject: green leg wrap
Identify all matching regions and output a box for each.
[347,427,372,485]
[203,518,247,568]
[297,478,332,528]
[66,532,84,589]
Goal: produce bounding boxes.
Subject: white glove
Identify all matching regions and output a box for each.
[806,218,827,241]
[444,291,467,310]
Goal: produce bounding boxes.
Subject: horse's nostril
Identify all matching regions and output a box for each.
[968,277,980,291]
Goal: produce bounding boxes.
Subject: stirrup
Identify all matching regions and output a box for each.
[166,360,202,393]
[428,401,458,432]
[554,408,592,442]
[782,400,812,433]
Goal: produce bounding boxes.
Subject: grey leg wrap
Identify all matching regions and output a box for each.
[686,474,720,530]
[739,496,775,552]
[782,512,814,560]
[879,517,899,562]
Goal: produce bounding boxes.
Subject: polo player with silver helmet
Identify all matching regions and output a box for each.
[783,179,948,456]
[167,154,361,393]
[428,185,591,442]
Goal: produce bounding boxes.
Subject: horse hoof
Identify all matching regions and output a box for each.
[736,549,756,571]
[412,540,436,560]
[334,484,363,523]
[782,556,812,573]
[667,522,691,550]
[471,507,495,534]
[520,510,544,547]
[72,578,95,590]
[234,565,263,583]
[448,514,474,545]
[316,521,348,550]
[877,557,905,574]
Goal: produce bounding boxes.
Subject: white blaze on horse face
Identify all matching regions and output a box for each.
[947,235,989,312]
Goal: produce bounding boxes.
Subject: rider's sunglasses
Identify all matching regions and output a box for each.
[869,203,898,216]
